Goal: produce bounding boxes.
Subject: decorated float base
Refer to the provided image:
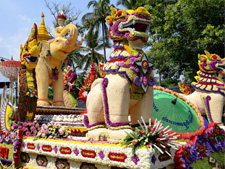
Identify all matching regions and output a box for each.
[18,137,176,169]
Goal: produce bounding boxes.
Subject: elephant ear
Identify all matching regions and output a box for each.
[39,40,51,58]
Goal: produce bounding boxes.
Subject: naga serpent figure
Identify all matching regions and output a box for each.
[14,23,40,122]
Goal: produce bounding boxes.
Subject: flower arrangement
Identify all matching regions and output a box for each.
[174,123,225,168]
[8,121,69,139]
[36,121,68,139]
[8,121,39,137]
[122,117,179,155]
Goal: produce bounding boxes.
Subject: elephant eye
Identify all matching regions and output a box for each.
[56,40,59,42]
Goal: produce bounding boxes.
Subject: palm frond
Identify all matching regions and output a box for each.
[87,0,98,9]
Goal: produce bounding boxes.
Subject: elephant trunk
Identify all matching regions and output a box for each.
[56,24,84,52]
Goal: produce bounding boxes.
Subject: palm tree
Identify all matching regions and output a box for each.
[79,26,110,70]
[82,0,112,62]
[116,0,144,9]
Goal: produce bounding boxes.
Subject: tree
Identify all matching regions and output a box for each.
[45,0,86,71]
[143,0,178,86]
[82,0,112,62]
[44,0,81,29]
[116,0,143,9]
[79,26,110,70]
[145,0,224,85]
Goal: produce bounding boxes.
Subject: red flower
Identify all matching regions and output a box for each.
[213,124,222,135]
[198,146,206,157]
[132,141,137,145]
[139,130,144,135]
[31,90,36,95]
[109,20,113,26]
[163,141,168,146]
[208,132,216,142]
[117,11,122,16]
[182,147,190,157]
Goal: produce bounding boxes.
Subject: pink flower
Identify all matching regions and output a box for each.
[163,141,168,146]
[11,126,14,130]
[42,124,47,129]
[41,129,45,133]
[35,123,39,128]
[48,136,53,139]
[41,133,46,138]
[148,126,151,130]
[45,129,49,134]
[132,141,137,145]
[30,126,35,131]
[52,132,55,135]
[25,131,31,136]
[18,126,22,129]
[33,130,37,135]
[159,130,164,134]
[23,127,27,132]
[151,128,155,133]
[23,122,28,127]
[38,127,41,131]
[156,138,161,142]
[53,124,57,128]
[148,143,152,147]
[59,129,64,135]
[139,130,144,135]
[12,123,17,127]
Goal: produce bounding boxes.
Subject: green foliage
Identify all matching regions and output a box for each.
[73,72,86,99]
[79,26,110,70]
[145,0,224,84]
[48,85,53,103]
[116,0,144,9]
[82,0,112,62]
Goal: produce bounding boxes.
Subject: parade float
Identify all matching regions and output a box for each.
[0,6,224,169]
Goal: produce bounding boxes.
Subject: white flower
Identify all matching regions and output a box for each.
[82,91,88,97]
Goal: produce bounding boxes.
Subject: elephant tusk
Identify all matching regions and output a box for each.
[74,33,85,48]
[82,33,86,41]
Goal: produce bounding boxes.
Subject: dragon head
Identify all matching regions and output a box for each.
[106,6,151,48]
[20,23,40,70]
[64,65,77,92]
[198,50,225,76]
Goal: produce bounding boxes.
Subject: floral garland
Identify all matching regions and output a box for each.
[174,123,225,169]
[20,136,175,169]
[122,116,180,155]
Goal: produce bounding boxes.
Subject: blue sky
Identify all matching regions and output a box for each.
[0,0,122,82]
